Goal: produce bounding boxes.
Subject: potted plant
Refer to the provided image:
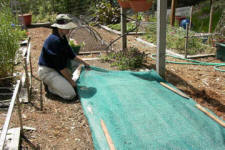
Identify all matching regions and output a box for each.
[18,0,32,26]
[18,13,32,26]
[117,0,131,9]
[129,0,153,12]
[69,39,81,55]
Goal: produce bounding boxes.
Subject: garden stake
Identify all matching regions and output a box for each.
[101,119,116,150]
[196,104,225,128]
[160,82,190,99]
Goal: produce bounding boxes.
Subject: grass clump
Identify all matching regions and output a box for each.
[101,47,146,70]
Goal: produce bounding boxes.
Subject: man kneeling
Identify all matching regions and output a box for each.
[38,14,89,100]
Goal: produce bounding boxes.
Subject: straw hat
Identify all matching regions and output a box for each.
[51,14,77,29]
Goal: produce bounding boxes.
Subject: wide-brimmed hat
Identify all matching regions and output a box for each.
[51,14,77,29]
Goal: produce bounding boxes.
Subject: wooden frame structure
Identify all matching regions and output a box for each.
[0,80,22,150]
[0,36,44,149]
[22,38,43,110]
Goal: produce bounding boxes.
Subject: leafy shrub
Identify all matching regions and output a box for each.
[92,1,120,25]
[0,5,25,78]
[101,47,146,70]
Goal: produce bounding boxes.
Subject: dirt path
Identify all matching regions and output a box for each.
[1,26,224,149]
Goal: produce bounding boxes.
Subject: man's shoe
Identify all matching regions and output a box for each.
[43,83,50,93]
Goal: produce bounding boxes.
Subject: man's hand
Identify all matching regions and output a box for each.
[60,68,77,88]
[84,63,90,70]
[74,56,91,70]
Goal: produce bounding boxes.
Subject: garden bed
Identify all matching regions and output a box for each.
[2,27,223,149]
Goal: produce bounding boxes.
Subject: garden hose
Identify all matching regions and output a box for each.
[150,54,225,72]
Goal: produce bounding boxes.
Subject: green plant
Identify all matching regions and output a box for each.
[108,22,136,31]
[92,1,120,25]
[101,47,146,70]
[192,0,224,32]
[69,39,86,55]
[144,23,215,55]
[0,5,25,79]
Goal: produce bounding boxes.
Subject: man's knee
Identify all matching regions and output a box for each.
[61,89,76,100]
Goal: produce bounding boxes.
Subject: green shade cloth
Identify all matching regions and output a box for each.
[77,66,225,150]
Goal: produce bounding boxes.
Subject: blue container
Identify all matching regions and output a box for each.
[180,19,190,29]
[216,43,225,61]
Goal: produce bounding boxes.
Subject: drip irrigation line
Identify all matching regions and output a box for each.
[150,54,225,72]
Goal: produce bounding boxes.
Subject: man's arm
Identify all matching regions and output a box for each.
[74,55,89,67]
[60,68,76,87]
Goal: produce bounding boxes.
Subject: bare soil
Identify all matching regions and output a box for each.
[1,26,224,149]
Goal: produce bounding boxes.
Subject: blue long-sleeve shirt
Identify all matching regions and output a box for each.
[38,32,76,73]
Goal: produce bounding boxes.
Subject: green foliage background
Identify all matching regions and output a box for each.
[192,0,224,33]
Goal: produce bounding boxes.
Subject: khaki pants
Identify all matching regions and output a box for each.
[38,61,80,100]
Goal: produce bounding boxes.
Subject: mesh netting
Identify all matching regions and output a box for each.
[69,25,109,52]
[77,66,225,150]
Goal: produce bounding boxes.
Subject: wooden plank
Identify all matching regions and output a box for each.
[160,82,190,99]
[82,57,101,61]
[191,33,221,38]
[21,46,27,57]
[19,73,28,103]
[26,41,31,64]
[100,120,116,150]
[100,25,121,35]
[23,57,30,102]
[79,51,103,55]
[187,54,215,59]
[100,25,145,35]
[2,128,20,150]
[0,80,21,150]
[19,87,28,103]
[20,39,28,46]
[196,104,225,128]
[23,126,36,131]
